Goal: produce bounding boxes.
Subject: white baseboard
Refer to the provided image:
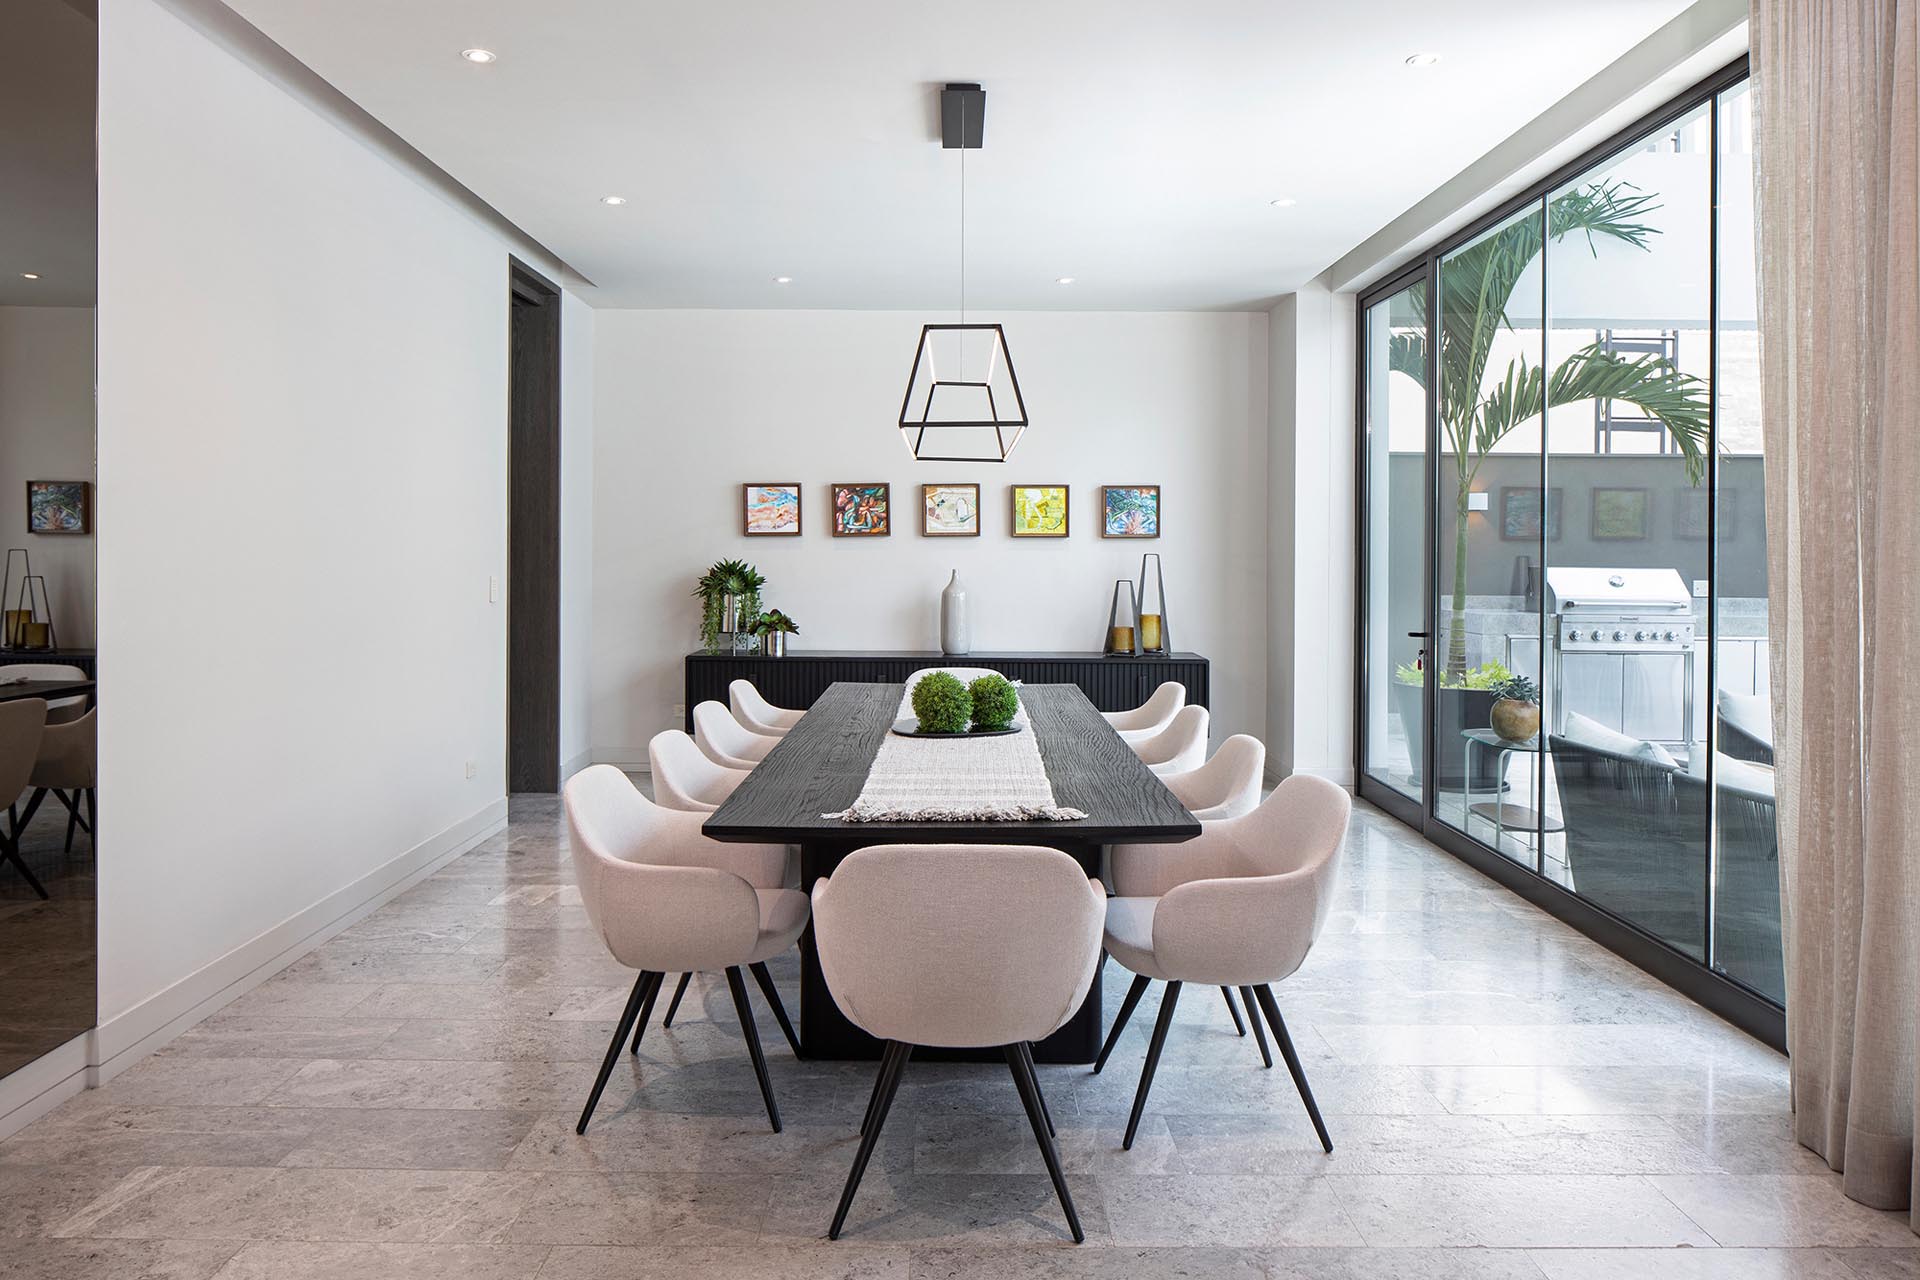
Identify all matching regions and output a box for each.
[81,798,507,1097]
[0,1033,92,1138]
[1265,765,1357,790]
[593,747,649,772]
[560,748,595,782]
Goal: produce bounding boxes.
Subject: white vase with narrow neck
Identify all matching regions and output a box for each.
[940,570,970,655]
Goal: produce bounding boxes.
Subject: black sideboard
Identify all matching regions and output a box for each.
[685,650,1209,731]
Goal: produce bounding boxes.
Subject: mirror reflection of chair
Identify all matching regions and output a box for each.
[0,664,87,724]
[1130,704,1209,776]
[0,699,50,899]
[1102,681,1186,743]
[692,700,779,770]
[729,680,803,737]
[12,709,96,859]
[1099,776,1351,1153]
[564,766,806,1135]
[812,843,1105,1243]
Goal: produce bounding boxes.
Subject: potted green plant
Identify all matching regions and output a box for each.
[1387,181,1710,683]
[1392,659,1517,790]
[751,608,800,658]
[1487,674,1541,743]
[693,559,766,654]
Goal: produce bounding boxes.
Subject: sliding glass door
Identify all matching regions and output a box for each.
[1354,59,1783,1023]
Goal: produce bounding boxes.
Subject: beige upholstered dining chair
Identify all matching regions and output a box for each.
[12,708,95,858]
[730,679,804,736]
[648,729,749,813]
[812,844,1105,1243]
[0,664,88,725]
[1131,704,1209,776]
[1158,734,1265,820]
[564,765,806,1134]
[1103,681,1186,742]
[692,700,780,770]
[1098,774,1351,1152]
[0,699,49,898]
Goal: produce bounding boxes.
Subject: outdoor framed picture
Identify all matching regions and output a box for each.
[1010,485,1069,537]
[1590,487,1650,541]
[830,483,891,537]
[26,481,89,535]
[921,483,980,536]
[742,483,802,536]
[1499,486,1562,542]
[1101,485,1160,538]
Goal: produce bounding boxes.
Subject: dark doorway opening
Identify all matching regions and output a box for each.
[508,260,561,793]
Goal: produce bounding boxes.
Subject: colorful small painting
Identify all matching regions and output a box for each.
[1499,486,1562,541]
[1011,485,1069,537]
[921,483,980,537]
[26,481,88,535]
[831,483,891,537]
[742,483,802,536]
[1591,487,1650,541]
[1101,485,1160,539]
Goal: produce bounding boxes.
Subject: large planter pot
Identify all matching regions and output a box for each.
[1489,697,1540,743]
[1388,683,1506,792]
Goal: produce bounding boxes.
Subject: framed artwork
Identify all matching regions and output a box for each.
[742,483,802,536]
[1591,487,1650,541]
[1101,485,1160,538]
[830,483,891,537]
[1010,484,1069,537]
[1499,486,1562,541]
[1675,486,1732,540]
[921,483,980,536]
[26,481,89,535]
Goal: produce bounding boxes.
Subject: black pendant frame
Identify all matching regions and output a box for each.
[897,322,1030,463]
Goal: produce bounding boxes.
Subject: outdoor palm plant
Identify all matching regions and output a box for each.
[1390,181,1711,680]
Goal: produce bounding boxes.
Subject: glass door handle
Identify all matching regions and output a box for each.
[1407,631,1431,638]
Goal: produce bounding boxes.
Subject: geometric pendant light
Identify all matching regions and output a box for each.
[897,83,1029,462]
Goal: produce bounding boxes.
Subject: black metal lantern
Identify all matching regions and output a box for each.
[898,84,1028,463]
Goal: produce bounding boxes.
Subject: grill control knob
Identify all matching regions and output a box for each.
[1612,630,1625,642]
[1663,630,1677,642]
[1634,630,1647,642]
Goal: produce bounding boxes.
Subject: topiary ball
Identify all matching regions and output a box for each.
[968,674,1019,731]
[911,671,972,734]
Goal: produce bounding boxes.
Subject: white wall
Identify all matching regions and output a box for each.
[0,306,95,646]
[87,0,583,1082]
[1268,285,1357,784]
[591,309,1268,761]
[558,292,595,779]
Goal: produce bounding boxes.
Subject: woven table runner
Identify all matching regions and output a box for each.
[825,690,1088,823]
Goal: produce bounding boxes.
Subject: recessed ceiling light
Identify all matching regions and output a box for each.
[600,195,627,206]
[1055,276,1075,285]
[1404,52,1441,67]
[773,276,793,284]
[19,273,39,280]
[460,48,497,64]
[1268,198,1298,208]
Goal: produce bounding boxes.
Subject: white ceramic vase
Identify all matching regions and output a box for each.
[940,570,970,655]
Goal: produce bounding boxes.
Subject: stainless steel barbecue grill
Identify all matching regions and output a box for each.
[1545,566,1697,754]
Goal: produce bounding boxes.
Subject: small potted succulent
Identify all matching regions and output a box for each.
[751,609,800,658]
[967,674,1019,732]
[910,671,972,734]
[1487,674,1541,743]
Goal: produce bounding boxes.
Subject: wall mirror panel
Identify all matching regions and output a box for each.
[0,0,98,1082]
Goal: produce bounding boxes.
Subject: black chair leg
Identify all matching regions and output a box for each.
[832,1040,910,1239]
[1004,1043,1084,1243]
[1253,985,1331,1153]
[0,833,48,900]
[628,968,666,1054]
[62,791,78,853]
[725,966,781,1132]
[13,788,46,840]
[1093,973,1151,1074]
[577,971,655,1134]
[83,788,95,851]
[1240,985,1273,1069]
[662,972,693,1027]
[1016,1040,1054,1137]
[1124,980,1181,1150]
[748,961,802,1057]
[1221,986,1247,1036]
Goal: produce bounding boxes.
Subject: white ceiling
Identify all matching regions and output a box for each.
[226,0,1692,311]
[1,0,97,307]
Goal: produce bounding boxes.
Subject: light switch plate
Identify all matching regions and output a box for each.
[488,575,500,604]
[1692,579,1709,598]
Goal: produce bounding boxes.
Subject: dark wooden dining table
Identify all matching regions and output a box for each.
[0,678,94,705]
[703,681,1200,1062]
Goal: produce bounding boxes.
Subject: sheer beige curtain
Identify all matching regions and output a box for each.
[1752,0,1919,1228]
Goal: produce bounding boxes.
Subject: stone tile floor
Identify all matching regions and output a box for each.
[1,790,1913,1278]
